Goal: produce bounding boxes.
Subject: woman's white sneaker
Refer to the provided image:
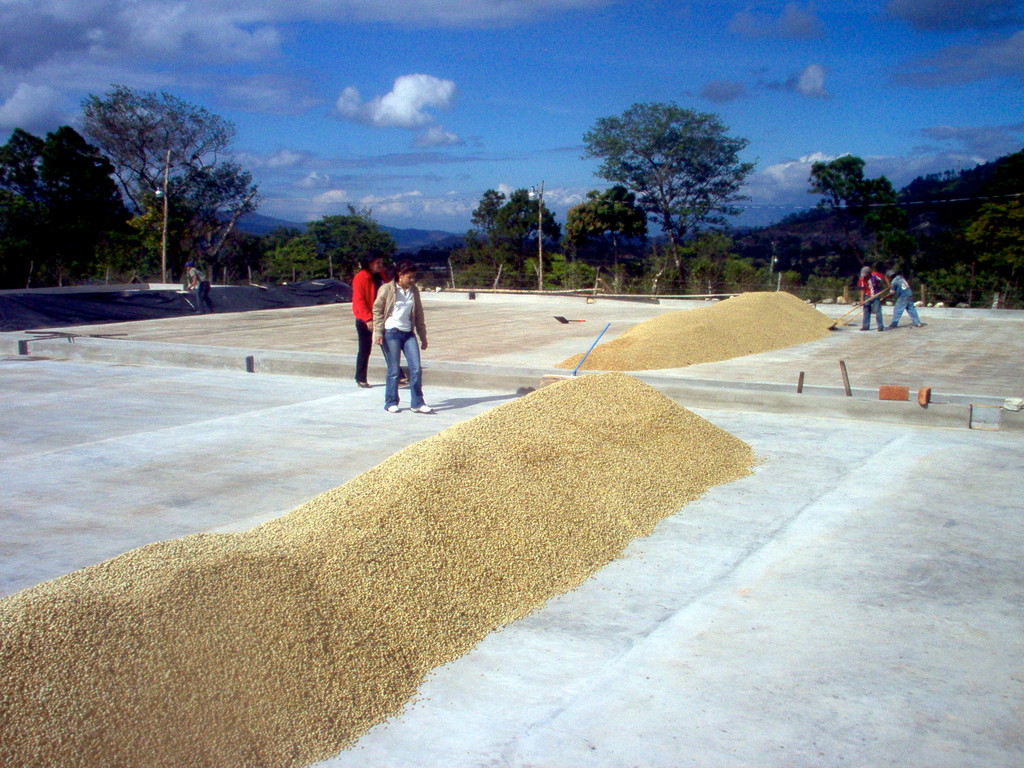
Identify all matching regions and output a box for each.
[387,405,400,413]
[413,405,434,414]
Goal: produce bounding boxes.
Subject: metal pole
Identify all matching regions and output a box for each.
[537,180,544,292]
[160,148,170,284]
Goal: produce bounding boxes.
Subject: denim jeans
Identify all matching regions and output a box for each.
[890,290,921,327]
[861,297,883,329]
[382,329,424,409]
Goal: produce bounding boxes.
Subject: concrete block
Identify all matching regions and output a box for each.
[879,385,909,401]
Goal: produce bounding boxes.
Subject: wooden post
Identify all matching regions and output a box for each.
[839,360,852,397]
[797,371,805,393]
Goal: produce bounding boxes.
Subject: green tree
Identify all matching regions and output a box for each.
[583,102,754,283]
[983,149,1024,197]
[263,235,326,282]
[82,85,259,275]
[457,187,561,288]
[306,207,396,279]
[527,251,596,291]
[721,258,761,293]
[458,189,510,284]
[965,199,1024,293]
[41,127,129,280]
[682,231,734,294]
[565,185,647,266]
[0,127,128,286]
[492,188,560,273]
[0,129,45,203]
[467,188,506,249]
[0,190,37,287]
[809,155,915,264]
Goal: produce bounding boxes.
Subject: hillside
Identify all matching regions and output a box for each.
[733,148,1024,277]
[236,213,463,252]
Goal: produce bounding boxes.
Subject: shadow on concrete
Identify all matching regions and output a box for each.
[432,392,525,411]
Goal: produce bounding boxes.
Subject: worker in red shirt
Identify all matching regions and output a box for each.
[857,264,890,331]
[351,254,387,387]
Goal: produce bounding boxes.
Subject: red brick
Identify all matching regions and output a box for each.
[879,385,910,401]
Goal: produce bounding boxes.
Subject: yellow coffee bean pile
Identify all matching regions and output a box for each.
[558,291,834,371]
[0,372,754,768]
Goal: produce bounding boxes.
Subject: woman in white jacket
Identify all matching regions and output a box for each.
[373,260,433,413]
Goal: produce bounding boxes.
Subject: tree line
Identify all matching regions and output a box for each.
[449,102,1022,307]
[0,85,397,290]
[1,90,1020,308]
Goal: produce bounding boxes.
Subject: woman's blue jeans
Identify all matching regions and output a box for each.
[382,329,424,409]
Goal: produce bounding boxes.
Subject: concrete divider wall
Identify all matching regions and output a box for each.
[6,332,1020,432]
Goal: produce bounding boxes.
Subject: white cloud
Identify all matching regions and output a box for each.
[0,0,612,71]
[234,149,310,170]
[352,189,484,227]
[751,154,832,199]
[298,172,332,189]
[312,189,352,204]
[121,5,281,61]
[0,2,283,70]
[415,125,464,147]
[790,63,829,98]
[0,83,66,132]
[358,191,425,215]
[762,63,830,99]
[336,74,457,129]
[267,149,308,168]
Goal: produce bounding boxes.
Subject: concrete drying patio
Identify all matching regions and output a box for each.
[1,291,1022,767]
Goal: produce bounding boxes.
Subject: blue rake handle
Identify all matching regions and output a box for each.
[572,322,611,376]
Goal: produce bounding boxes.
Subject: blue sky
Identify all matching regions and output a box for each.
[1,0,1022,232]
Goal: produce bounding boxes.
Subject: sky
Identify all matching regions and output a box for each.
[1,0,1022,233]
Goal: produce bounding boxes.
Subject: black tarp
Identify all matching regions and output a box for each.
[0,280,352,332]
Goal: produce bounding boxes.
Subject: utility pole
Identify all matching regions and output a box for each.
[154,147,171,284]
[529,181,545,292]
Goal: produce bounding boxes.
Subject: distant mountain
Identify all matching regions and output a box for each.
[381,226,464,252]
[732,148,1024,277]
[236,213,304,236]
[236,213,463,252]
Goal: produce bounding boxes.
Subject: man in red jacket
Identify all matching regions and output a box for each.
[857,264,890,331]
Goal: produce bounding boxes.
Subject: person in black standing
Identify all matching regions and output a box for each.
[185,260,214,314]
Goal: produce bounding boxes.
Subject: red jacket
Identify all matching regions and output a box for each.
[858,271,886,297]
[351,269,380,323]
